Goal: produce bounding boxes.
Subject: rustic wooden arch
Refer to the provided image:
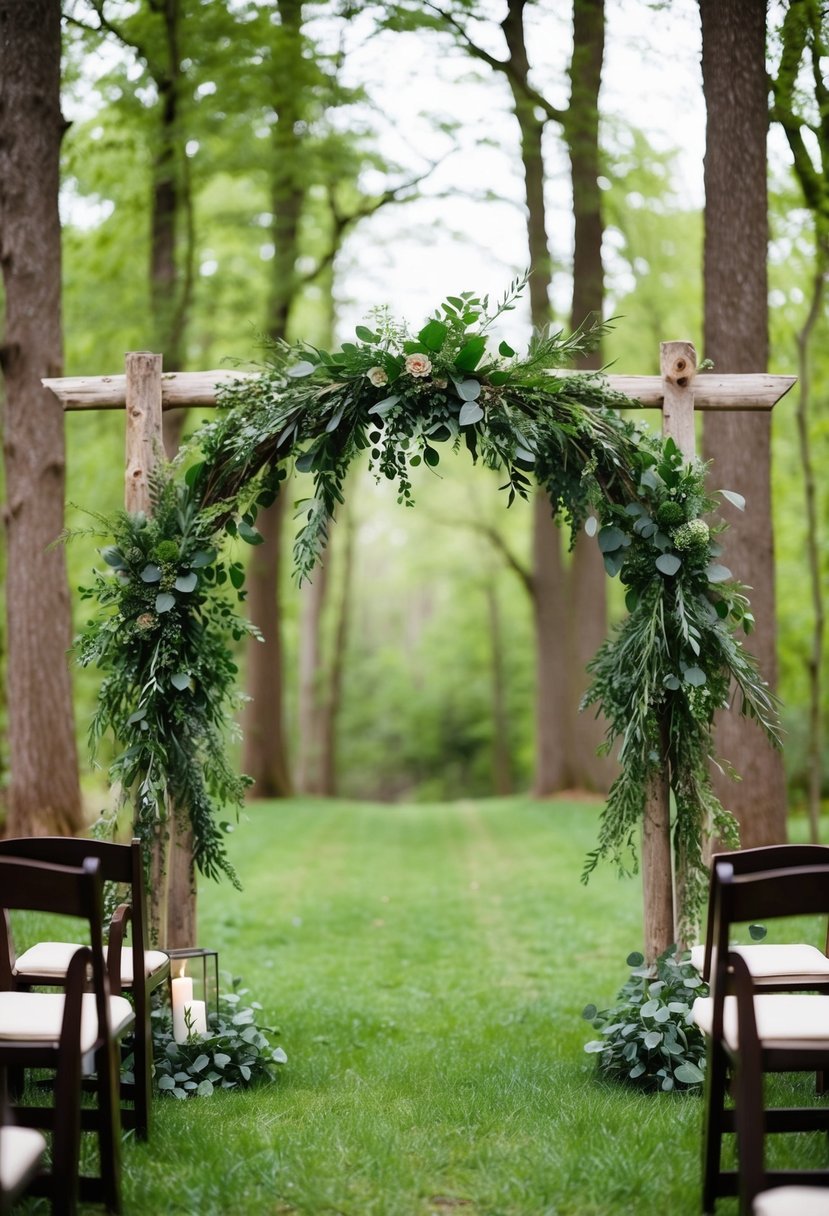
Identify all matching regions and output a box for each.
[45,350,794,959]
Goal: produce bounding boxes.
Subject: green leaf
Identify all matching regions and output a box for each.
[368,394,401,416]
[498,340,515,358]
[683,667,706,687]
[157,1075,175,1090]
[749,924,767,941]
[273,1047,288,1064]
[295,449,316,473]
[584,1040,606,1054]
[624,589,639,613]
[213,1053,231,1069]
[140,564,162,583]
[629,1062,646,1080]
[229,565,245,590]
[655,553,681,576]
[155,592,176,613]
[454,336,487,371]
[674,1061,705,1085]
[582,1004,598,1020]
[355,325,380,343]
[418,319,448,351]
[488,370,510,386]
[191,1054,210,1072]
[286,361,315,378]
[626,951,645,967]
[197,1079,214,1097]
[101,546,127,569]
[603,551,624,577]
[190,549,217,569]
[707,563,732,583]
[455,378,481,402]
[174,572,198,593]
[184,461,205,488]
[643,1031,663,1049]
[237,522,264,545]
[640,1000,660,1018]
[719,488,745,511]
[458,402,484,426]
[597,526,625,554]
[170,672,191,692]
[423,446,440,468]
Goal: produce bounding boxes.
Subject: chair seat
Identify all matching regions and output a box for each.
[0,1125,46,1193]
[753,1185,829,1214]
[693,993,829,1051]
[14,941,169,984]
[689,942,829,982]
[0,991,134,1054]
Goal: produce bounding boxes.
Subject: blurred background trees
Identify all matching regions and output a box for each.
[0,0,826,835]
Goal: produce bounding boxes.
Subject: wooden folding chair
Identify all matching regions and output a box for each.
[729,951,829,1216]
[692,862,829,1213]
[0,837,170,1140]
[690,844,829,990]
[0,856,134,1213]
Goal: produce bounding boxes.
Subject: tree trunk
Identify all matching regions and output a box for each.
[318,509,354,797]
[296,561,328,795]
[564,0,612,793]
[486,582,513,796]
[0,0,83,838]
[242,490,292,797]
[531,492,569,794]
[700,0,787,845]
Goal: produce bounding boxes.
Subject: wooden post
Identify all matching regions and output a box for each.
[642,341,698,963]
[124,352,196,950]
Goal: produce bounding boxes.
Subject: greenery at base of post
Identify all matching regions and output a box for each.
[582,948,708,1092]
[150,979,287,1099]
[73,278,779,930]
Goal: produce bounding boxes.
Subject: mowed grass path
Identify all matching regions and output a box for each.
[115,798,748,1214]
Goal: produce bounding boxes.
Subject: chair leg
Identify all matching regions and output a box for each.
[95,1041,123,1214]
[701,1039,728,1213]
[132,1014,152,1140]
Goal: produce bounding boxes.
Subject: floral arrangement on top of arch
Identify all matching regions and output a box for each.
[76,276,779,934]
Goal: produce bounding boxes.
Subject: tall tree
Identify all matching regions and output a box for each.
[421,0,611,793]
[699,0,787,844]
[770,0,829,841]
[0,0,84,835]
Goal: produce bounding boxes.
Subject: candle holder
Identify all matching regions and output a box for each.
[166,947,220,1041]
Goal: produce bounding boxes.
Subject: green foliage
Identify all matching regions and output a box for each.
[151,979,287,1099]
[73,474,259,885]
[581,436,780,938]
[582,948,708,1092]
[77,282,778,914]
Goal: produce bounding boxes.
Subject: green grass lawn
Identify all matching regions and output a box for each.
[24,797,829,1214]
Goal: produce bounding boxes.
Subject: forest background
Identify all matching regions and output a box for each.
[0,0,825,843]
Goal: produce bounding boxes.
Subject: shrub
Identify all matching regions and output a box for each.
[582,947,707,1091]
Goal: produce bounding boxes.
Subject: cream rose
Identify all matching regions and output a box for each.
[404,353,432,378]
[366,366,388,387]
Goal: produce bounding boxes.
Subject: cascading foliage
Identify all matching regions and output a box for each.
[76,276,779,929]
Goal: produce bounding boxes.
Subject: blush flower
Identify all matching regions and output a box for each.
[366,366,388,387]
[404,353,432,378]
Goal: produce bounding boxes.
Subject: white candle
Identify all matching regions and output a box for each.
[172,976,193,1043]
[184,999,207,1037]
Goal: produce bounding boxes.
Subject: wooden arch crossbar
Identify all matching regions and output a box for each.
[45,350,795,957]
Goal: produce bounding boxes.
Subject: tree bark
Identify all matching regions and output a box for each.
[296,560,328,795]
[700,0,787,845]
[564,0,612,793]
[0,0,83,837]
[531,492,569,794]
[318,509,354,797]
[241,491,292,797]
[486,582,513,796]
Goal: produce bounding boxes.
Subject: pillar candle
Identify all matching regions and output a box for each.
[171,975,193,1044]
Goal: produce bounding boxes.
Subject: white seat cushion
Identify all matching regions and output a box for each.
[753,1186,829,1214]
[689,943,829,982]
[693,993,829,1050]
[13,941,168,984]
[0,1126,46,1194]
[0,991,134,1054]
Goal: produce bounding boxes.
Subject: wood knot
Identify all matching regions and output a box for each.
[676,376,688,388]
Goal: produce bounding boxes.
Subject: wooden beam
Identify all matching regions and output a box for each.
[43,369,797,412]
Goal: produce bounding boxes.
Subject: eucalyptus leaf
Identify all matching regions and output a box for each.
[655,553,681,576]
[286,360,315,378]
[174,572,198,593]
[458,402,484,426]
[140,564,162,583]
[155,592,176,613]
[719,488,746,511]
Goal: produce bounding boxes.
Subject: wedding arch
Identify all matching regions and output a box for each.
[45,282,793,959]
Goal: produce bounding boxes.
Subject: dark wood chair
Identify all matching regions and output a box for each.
[0,857,133,1214]
[0,1091,47,1215]
[692,862,829,1213]
[0,837,169,1142]
[691,844,829,989]
[730,951,829,1216]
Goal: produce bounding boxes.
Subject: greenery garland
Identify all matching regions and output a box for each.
[76,277,779,931]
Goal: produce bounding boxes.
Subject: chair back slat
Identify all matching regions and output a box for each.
[720,863,829,925]
[0,857,102,922]
[0,838,132,885]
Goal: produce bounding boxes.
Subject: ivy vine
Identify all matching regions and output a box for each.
[76,276,780,932]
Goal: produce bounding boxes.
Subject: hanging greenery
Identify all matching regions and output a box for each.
[76,276,779,929]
